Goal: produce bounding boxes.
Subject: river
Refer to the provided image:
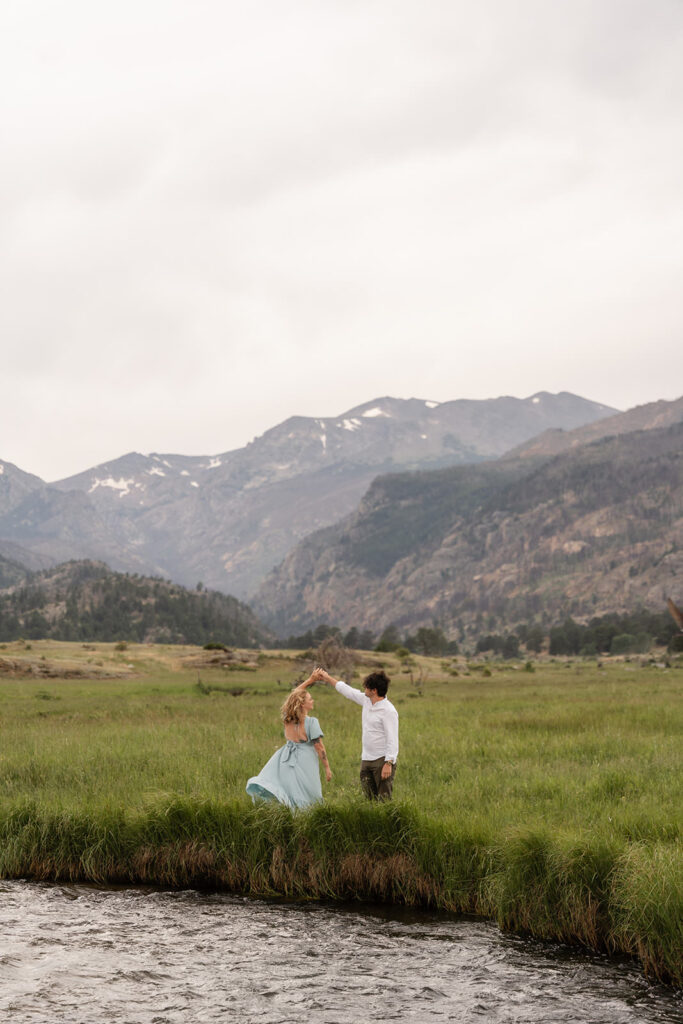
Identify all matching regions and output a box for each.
[0,881,679,1023]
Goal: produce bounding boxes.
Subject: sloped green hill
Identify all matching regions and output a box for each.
[0,561,270,646]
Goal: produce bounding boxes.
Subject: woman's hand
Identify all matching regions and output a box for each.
[325,767,332,782]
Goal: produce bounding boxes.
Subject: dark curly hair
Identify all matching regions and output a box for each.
[363,670,390,697]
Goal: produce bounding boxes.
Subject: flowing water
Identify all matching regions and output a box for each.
[0,881,679,1023]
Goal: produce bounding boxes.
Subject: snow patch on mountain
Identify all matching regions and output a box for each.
[88,477,138,497]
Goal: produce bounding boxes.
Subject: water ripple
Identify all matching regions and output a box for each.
[0,882,679,1023]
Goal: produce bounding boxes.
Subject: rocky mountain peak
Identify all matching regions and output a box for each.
[0,390,622,600]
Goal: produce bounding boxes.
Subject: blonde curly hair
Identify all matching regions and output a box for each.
[281,687,309,724]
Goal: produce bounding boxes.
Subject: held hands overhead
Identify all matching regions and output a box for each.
[298,668,332,688]
[297,669,327,688]
[311,667,336,686]
[299,668,335,687]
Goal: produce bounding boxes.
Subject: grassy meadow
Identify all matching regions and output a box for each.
[0,639,681,983]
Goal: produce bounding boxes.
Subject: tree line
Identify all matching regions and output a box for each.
[282,608,682,658]
[1,559,679,656]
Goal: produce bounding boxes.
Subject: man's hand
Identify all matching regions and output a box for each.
[381,762,393,780]
[313,667,336,686]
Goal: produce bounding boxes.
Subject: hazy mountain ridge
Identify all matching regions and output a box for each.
[0,553,31,589]
[0,391,615,598]
[253,422,683,638]
[508,395,683,460]
[0,459,45,513]
[0,540,54,574]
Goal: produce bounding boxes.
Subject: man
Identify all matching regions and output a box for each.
[313,667,399,800]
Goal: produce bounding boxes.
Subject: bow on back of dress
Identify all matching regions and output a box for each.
[281,737,305,766]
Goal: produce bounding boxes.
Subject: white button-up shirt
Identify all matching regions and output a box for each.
[335,681,399,763]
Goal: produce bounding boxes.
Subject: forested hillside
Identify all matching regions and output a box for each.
[0,561,270,646]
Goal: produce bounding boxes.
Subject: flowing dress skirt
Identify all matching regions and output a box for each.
[246,715,324,809]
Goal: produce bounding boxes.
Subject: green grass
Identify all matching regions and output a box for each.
[0,640,680,984]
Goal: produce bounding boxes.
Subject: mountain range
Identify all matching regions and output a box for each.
[253,402,683,639]
[0,391,615,600]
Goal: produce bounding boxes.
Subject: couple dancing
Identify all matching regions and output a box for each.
[246,666,399,808]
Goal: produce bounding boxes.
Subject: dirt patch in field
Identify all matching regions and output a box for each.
[0,656,132,680]
[182,650,259,671]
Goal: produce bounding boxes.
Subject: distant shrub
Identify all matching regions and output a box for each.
[611,633,651,655]
[475,633,519,659]
[375,625,401,652]
[404,626,455,656]
[315,635,355,680]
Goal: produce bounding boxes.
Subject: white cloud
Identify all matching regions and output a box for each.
[1,1,682,479]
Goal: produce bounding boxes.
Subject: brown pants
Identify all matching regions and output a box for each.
[360,757,396,801]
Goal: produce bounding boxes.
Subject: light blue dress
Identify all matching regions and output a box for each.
[246,716,324,809]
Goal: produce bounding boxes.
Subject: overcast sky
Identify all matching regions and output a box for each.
[2,1,682,481]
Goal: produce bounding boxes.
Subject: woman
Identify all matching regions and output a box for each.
[246,676,331,809]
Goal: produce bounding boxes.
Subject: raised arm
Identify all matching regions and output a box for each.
[313,668,365,706]
[297,672,318,689]
[313,738,332,782]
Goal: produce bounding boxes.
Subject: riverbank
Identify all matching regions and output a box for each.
[0,641,680,984]
[0,798,680,985]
